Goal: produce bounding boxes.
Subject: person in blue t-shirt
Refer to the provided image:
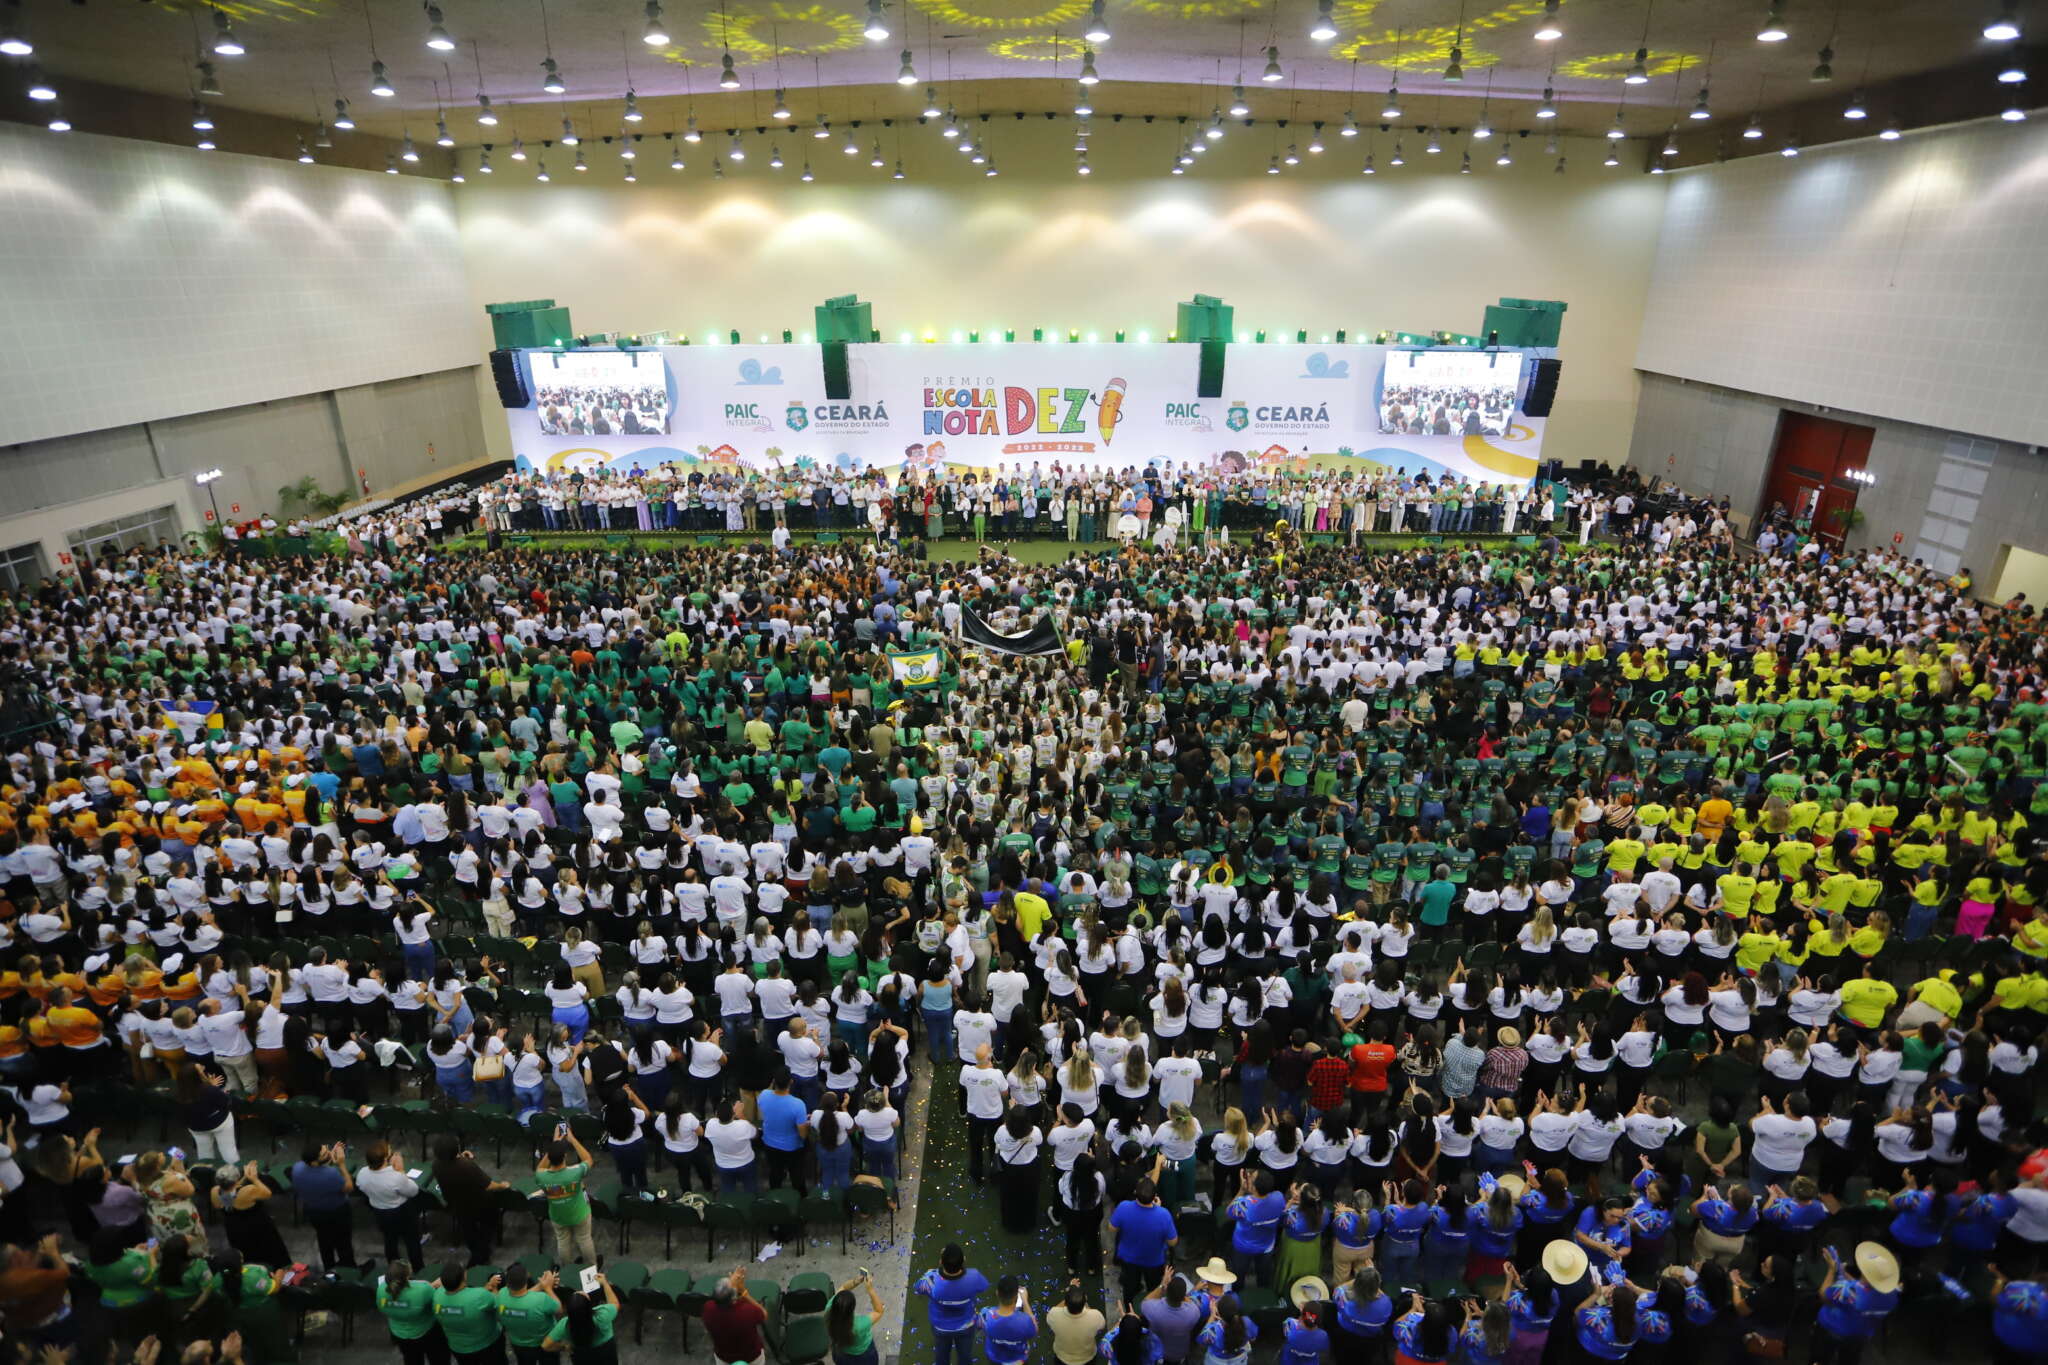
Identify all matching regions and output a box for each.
[1279,1302,1332,1365]
[1458,1299,1514,1365]
[1197,1299,1259,1365]
[1379,1178,1437,1289]
[1812,1243,1901,1365]
[1574,1280,1663,1362]
[1503,1261,1564,1362]
[1955,1178,2020,1256]
[1991,1267,2048,1365]
[978,1276,1038,1365]
[756,1072,811,1194]
[1689,1183,1760,1265]
[1392,1294,1456,1363]
[1757,1178,1829,1265]
[1101,1310,1166,1364]
[1110,1178,1180,1307]
[1223,1169,1288,1288]
[914,1244,990,1365]
[1332,1265,1394,1353]
[1885,1169,1954,1255]
[1573,1199,1633,1269]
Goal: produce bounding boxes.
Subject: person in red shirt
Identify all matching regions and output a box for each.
[1348,1020,1397,1122]
[702,1266,770,1365]
[1306,1041,1351,1119]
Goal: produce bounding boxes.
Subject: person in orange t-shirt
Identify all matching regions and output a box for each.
[1348,1019,1398,1102]
[1696,790,1735,842]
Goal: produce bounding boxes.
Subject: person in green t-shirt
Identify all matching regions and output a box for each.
[84,1235,156,1310]
[434,1260,504,1358]
[497,1264,566,1362]
[826,1270,889,1363]
[543,1271,621,1361]
[535,1126,598,1266]
[378,1260,442,1359]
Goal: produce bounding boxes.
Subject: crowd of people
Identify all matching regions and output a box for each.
[533,384,672,441]
[1378,384,1518,439]
[473,459,1638,543]
[0,481,2042,1365]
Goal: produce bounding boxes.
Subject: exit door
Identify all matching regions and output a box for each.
[1761,411,1875,544]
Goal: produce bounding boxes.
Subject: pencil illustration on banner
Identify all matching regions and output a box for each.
[1095,376,1126,445]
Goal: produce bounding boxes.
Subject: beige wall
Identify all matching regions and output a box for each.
[453,127,1665,469]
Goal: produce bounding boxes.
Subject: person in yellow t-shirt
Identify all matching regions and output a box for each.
[1838,961,1898,1028]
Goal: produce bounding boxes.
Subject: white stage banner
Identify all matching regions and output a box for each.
[504,341,1550,486]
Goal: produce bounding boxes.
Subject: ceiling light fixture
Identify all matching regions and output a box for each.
[1079,49,1100,84]
[477,94,498,125]
[297,138,315,163]
[898,50,918,85]
[1878,120,1901,140]
[1661,130,1678,155]
[1262,46,1283,81]
[1283,143,1300,164]
[1074,87,1094,116]
[1625,48,1649,84]
[479,149,493,171]
[2002,99,2029,122]
[1389,140,1404,165]
[1381,85,1401,119]
[1691,86,1712,119]
[1607,110,1626,139]
[1843,90,1868,119]
[1603,147,1619,165]
[191,100,214,131]
[1445,43,1464,82]
[922,87,942,119]
[1537,87,1557,119]
[1999,62,2028,83]
[334,98,356,130]
[1780,137,1800,155]
[1425,129,1441,154]
[843,128,859,154]
[1985,5,2021,42]
[1265,154,1279,174]
[314,121,332,148]
[1811,46,1834,82]
[800,162,814,180]
[536,160,550,181]
[1308,127,1325,153]
[864,0,889,42]
[770,144,783,167]
[1310,0,1337,43]
[1342,110,1359,137]
[0,22,32,57]
[402,133,420,162]
[719,53,739,88]
[541,58,565,93]
[24,67,57,102]
[1208,109,1226,139]
[1362,152,1375,173]
[729,132,745,160]
[370,60,395,97]
[1742,112,1763,138]
[386,154,399,172]
[1085,0,1111,44]
[643,1,670,47]
[196,61,223,97]
[624,92,643,122]
[1534,0,1563,42]
[573,146,587,170]
[424,5,454,52]
[436,117,454,147]
[684,115,701,142]
[1758,6,1788,42]
[212,8,245,57]
[561,117,578,145]
[510,134,525,158]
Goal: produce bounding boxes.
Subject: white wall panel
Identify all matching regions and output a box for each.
[1635,120,2048,446]
[0,124,476,447]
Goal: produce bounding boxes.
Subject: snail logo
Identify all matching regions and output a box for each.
[1226,400,1250,433]
[1300,351,1350,380]
[737,358,783,386]
[785,401,810,432]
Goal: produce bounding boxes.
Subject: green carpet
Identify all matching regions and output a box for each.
[898,1078,1100,1360]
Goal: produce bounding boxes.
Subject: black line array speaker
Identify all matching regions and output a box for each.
[1197,339,1227,399]
[822,341,852,401]
[1522,357,1562,418]
[488,349,529,409]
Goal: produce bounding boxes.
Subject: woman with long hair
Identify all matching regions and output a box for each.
[825,1272,888,1365]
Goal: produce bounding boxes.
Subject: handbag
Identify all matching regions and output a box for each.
[472,1051,506,1082]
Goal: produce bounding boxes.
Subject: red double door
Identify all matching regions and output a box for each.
[1760,411,1874,544]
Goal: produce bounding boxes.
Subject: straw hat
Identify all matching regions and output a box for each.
[1195,1257,1237,1287]
[1541,1239,1589,1285]
[1495,1172,1528,1199]
[1497,1026,1523,1047]
[1854,1242,1900,1293]
[1290,1276,1331,1309]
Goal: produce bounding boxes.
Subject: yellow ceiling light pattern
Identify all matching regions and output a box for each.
[906,0,1092,32]
[174,0,328,19]
[1337,28,1499,74]
[1557,49,1701,80]
[697,3,865,58]
[987,33,1093,62]
[1123,0,1267,18]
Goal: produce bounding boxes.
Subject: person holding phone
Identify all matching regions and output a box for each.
[541,1268,620,1363]
[703,1266,770,1365]
[826,1270,888,1365]
[534,1127,598,1267]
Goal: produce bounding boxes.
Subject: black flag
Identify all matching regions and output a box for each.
[957,605,1065,657]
